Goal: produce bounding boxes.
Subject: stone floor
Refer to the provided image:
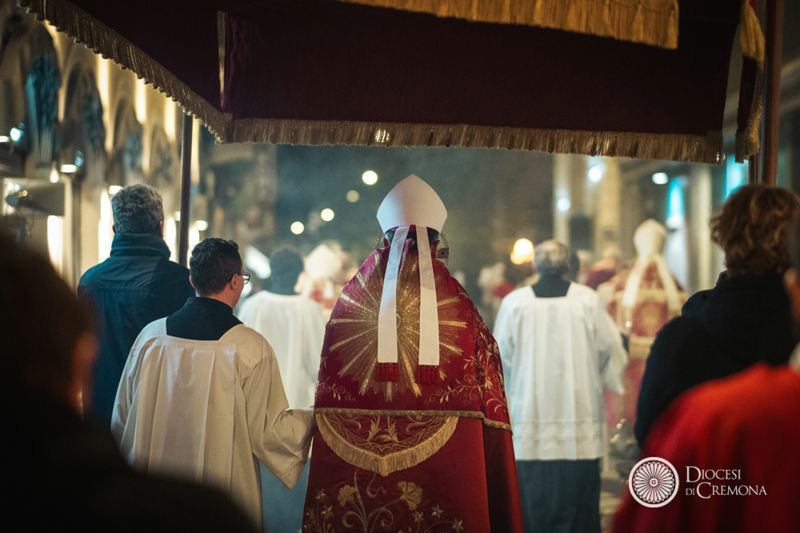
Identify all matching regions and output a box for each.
[600,456,630,533]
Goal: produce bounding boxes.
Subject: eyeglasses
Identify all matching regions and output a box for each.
[238,272,251,285]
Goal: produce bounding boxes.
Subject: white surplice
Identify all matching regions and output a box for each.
[111,318,314,526]
[237,291,325,409]
[493,284,627,461]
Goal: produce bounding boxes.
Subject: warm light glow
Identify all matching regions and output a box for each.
[0,135,9,143]
[320,208,335,222]
[244,246,271,279]
[165,100,176,141]
[108,185,123,195]
[98,191,113,261]
[588,165,603,183]
[189,227,200,255]
[194,219,209,231]
[9,127,21,142]
[96,55,111,153]
[135,77,148,123]
[60,164,78,174]
[346,190,360,203]
[47,215,64,273]
[362,170,378,186]
[510,238,534,265]
[165,216,178,261]
[652,172,669,185]
[556,197,571,213]
[49,168,59,183]
[290,221,305,235]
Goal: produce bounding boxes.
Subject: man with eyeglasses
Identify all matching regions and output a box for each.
[111,238,314,528]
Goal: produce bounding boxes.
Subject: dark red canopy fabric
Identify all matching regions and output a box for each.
[19,0,753,164]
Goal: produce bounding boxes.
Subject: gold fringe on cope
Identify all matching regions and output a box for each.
[315,407,513,431]
[739,0,765,66]
[317,413,459,476]
[18,0,231,141]
[230,118,724,165]
[339,0,679,49]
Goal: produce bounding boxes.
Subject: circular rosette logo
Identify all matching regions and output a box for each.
[628,457,680,508]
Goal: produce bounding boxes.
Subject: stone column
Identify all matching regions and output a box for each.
[688,166,714,293]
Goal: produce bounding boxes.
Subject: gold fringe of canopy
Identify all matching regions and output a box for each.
[340,0,680,49]
[19,0,728,164]
[229,118,724,165]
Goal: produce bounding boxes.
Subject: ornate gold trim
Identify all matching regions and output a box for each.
[19,0,231,140]
[339,0,679,50]
[230,119,724,164]
[317,413,458,476]
[315,407,512,432]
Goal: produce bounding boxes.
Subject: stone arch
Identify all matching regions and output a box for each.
[147,125,176,189]
[60,64,105,184]
[107,98,142,186]
[0,6,61,171]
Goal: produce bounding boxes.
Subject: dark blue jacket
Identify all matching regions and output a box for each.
[634,273,795,448]
[79,233,194,423]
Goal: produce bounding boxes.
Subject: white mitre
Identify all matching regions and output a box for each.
[622,218,680,318]
[377,174,447,232]
[375,174,445,384]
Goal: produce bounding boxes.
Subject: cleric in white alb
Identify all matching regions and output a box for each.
[493,240,627,533]
[111,238,314,528]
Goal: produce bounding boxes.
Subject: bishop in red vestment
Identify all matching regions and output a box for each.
[302,175,523,533]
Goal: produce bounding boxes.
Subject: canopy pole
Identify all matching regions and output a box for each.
[762,0,784,187]
[178,113,193,266]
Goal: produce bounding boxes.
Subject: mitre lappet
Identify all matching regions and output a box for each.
[375,174,447,384]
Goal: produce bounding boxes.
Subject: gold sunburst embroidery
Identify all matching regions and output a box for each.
[330,251,468,400]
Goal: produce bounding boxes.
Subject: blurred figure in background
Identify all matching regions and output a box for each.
[612,215,800,533]
[635,185,799,448]
[586,245,622,290]
[2,231,258,533]
[238,246,325,533]
[494,240,627,533]
[300,240,346,321]
[599,220,686,452]
[112,238,314,528]
[79,184,193,423]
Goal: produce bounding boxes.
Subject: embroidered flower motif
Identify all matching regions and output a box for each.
[321,505,333,518]
[452,519,464,532]
[431,505,443,519]
[315,489,326,501]
[337,485,357,507]
[397,481,422,510]
[413,511,424,523]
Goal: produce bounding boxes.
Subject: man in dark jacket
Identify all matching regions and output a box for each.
[634,184,800,447]
[79,184,193,422]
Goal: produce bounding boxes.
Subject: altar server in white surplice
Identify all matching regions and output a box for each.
[111,238,314,528]
[238,247,325,410]
[493,240,627,533]
[238,246,325,533]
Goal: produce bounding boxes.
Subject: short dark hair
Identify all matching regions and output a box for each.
[190,238,242,296]
[268,247,304,291]
[384,227,440,251]
[710,184,800,277]
[0,230,94,400]
[112,184,164,235]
